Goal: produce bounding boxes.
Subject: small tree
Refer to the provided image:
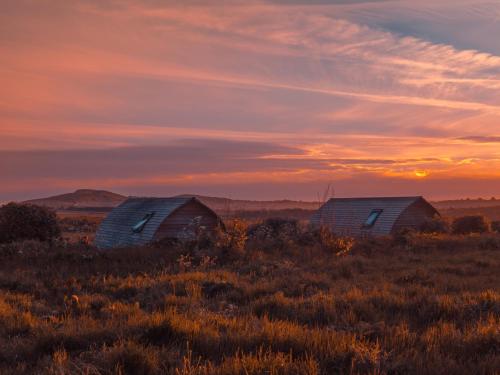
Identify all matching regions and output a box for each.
[0,203,61,244]
[451,215,489,235]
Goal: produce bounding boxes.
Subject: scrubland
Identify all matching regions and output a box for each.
[0,226,499,374]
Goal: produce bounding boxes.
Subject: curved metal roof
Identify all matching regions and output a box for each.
[95,196,215,249]
[310,196,438,236]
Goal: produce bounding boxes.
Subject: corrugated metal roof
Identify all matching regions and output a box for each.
[310,196,436,236]
[95,196,198,249]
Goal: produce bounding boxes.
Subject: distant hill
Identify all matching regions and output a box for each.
[177,194,319,212]
[24,189,127,209]
[22,189,320,212]
[23,190,500,218]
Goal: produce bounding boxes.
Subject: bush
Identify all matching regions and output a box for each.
[247,218,300,252]
[0,203,61,244]
[491,221,500,233]
[0,239,52,257]
[452,216,490,235]
[98,341,161,375]
[248,218,300,238]
[419,216,449,234]
[392,227,417,247]
[213,219,248,259]
[59,216,99,233]
[300,226,355,255]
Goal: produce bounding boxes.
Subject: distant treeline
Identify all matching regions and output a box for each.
[440,206,500,221]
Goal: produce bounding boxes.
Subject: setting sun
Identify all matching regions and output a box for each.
[1,0,500,201]
[415,170,429,178]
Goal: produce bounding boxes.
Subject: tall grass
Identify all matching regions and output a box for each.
[0,233,499,374]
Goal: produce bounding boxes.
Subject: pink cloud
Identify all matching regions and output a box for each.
[1,0,500,200]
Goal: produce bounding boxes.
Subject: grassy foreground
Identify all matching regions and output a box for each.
[0,234,499,374]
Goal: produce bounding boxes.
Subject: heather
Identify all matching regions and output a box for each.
[0,228,499,374]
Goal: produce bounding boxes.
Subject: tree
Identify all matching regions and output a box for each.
[0,203,61,243]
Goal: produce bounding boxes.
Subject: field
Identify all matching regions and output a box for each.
[0,223,499,374]
[439,206,500,221]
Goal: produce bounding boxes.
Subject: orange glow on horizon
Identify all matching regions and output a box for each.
[414,170,429,178]
[1,1,500,201]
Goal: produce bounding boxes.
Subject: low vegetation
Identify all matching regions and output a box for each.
[0,214,499,374]
[491,221,500,233]
[451,215,490,235]
[419,216,450,234]
[0,203,60,244]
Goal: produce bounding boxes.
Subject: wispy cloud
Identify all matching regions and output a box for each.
[457,136,500,144]
[1,0,500,200]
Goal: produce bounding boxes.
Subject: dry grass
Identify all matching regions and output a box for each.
[0,232,499,374]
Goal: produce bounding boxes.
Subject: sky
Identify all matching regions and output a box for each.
[1,0,500,201]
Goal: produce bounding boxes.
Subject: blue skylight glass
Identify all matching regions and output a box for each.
[132,212,155,233]
[363,209,383,228]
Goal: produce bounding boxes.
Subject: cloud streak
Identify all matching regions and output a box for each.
[1,0,500,200]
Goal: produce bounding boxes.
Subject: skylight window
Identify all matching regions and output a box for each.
[363,209,383,228]
[132,212,155,233]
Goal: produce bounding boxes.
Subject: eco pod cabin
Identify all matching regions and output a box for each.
[311,196,439,237]
[95,197,222,249]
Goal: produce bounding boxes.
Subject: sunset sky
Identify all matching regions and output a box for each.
[1,0,500,201]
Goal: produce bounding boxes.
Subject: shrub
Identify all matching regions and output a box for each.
[0,239,52,257]
[491,221,500,233]
[392,227,417,247]
[214,219,248,259]
[451,216,490,235]
[419,216,450,234]
[59,216,99,233]
[247,218,300,251]
[477,234,500,250]
[100,341,161,375]
[301,226,355,255]
[0,202,60,244]
[173,216,219,253]
[248,218,300,239]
